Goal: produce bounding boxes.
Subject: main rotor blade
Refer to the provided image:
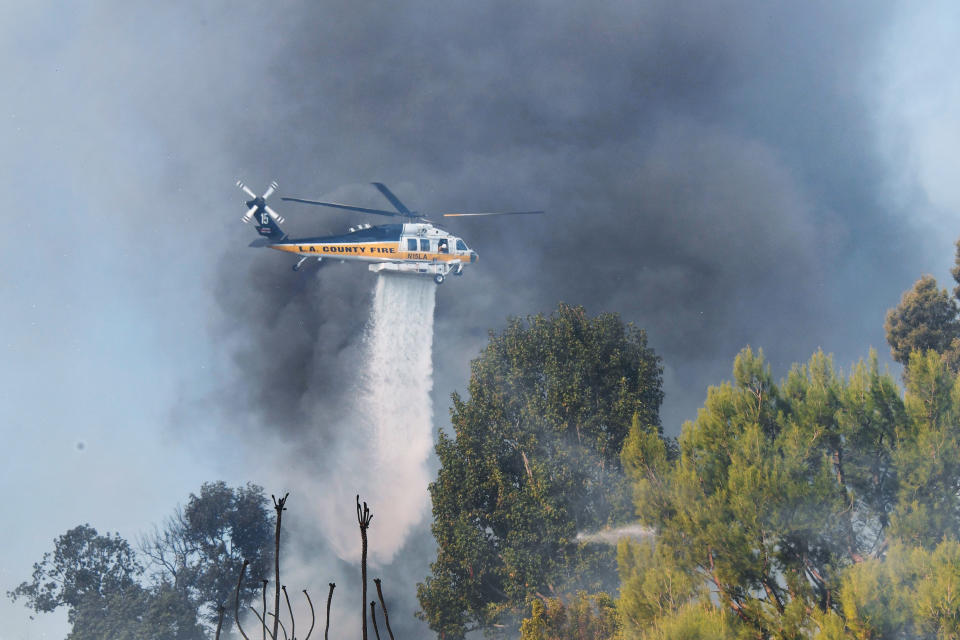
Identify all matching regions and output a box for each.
[371,183,412,215]
[441,211,545,217]
[280,197,401,217]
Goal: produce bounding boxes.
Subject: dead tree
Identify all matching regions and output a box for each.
[283,586,295,640]
[233,494,318,640]
[357,496,373,640]
[262,580,269,640]
[303,589,316,640]
[370,601,382,640]
[373,578,396,640]
[235,560,252,640]
[325,583,335,640]
[214,605,225,640]
[272,493,289,640]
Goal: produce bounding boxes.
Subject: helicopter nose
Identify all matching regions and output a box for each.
[470,251,478,263]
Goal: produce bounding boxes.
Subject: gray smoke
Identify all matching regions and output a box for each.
[215,0,924,431]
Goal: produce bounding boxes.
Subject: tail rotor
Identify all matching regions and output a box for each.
[238,180,284,224]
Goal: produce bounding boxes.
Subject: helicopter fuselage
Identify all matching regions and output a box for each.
[267,222,478,279]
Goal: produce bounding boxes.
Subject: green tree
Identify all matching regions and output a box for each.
[885,275,960,366]
[11,483,272,639]
[620,348,907,638]
[417,303,663,638]
[140,481,273,633]
[8,525,204,640]
[68,583,205,640]
[889,350,960,547]
[9,524,142,615]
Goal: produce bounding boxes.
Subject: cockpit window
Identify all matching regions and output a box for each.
[456,239,467,251]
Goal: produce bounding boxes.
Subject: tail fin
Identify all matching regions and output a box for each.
[237,180,287,243]
[250,213,286,243]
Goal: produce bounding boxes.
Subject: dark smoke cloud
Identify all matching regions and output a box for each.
[217,0,918,432]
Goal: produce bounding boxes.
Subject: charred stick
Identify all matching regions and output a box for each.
[373,579,396,640]
[215,605,225,640]
[235,560,252,640]
[303,589,316,640]
[282,586,295,640]
[325,583,335,640]
[370,601,382,640]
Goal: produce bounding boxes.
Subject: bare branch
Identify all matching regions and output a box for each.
[235,560,252,640]
[283,585,295,640]
[370,601,382,640]
[325,583,335,640]
[303,590,316,640]
[214,605,225,640]
[374,578,396,640]
[268,612,289,640]
[248,607,275,640]
[262,580,269,640]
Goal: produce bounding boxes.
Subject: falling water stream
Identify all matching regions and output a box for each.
[315,273,438,563]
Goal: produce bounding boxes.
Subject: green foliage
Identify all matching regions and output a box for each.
[67,583,205,640]
[640,603,739,640]
[837,548,916,639]
[834,541,960,640]
[621,348,911,638]
[890,350,960,546]
[619,345,960,639]
[10,483,272,639]
[8,525,203,640]
[9,525,142,614]
[884,275,960,366]
[418,303,663,639]
[153,481,272,630]
[616,538,702,636]
[520,592,620,640]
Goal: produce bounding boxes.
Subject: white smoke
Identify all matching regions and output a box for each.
[265,273,438,565]
[576,524,654,545]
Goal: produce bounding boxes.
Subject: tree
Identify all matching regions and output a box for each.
[140,481,273,634]
[885,275,960,366]
[620,348,908,638]
[9,524,142,615]
[618,346,960,638]
[10,483,273,639]
[8,525,204,640]
[417,303,663,638]
[68,583,205,640]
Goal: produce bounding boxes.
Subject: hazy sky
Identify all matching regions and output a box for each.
[3,1,960,638]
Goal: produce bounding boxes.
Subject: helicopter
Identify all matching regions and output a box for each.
[237,180,543,284]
